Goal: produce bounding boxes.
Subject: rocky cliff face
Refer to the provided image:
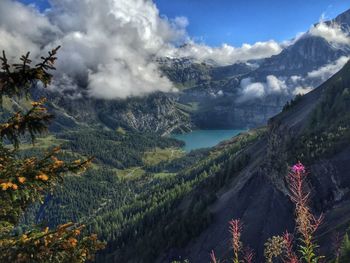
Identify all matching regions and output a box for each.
[33,89,192,135]
[256,36,348,76]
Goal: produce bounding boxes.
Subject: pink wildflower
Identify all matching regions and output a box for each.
[243,246,254,263]
[283,231,299,263]
[229,219,242,263]
[292,161,305,174]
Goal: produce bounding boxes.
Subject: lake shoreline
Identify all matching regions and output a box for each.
[170,129,246,152]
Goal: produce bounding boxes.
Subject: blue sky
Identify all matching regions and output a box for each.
[19,0,350,46]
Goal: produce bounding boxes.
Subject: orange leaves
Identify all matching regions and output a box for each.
[1,222,105,262]
[73,229,81,236]
[20,234,30,243]
[51,156,64,169]
[35,172,49,181]
[0,48,103,263]
[30,98,47,107]
[17,177,26,184]
[1,182,18,191]
[1,123,10,129]
[1,182,11,190]
[68,237,78,247]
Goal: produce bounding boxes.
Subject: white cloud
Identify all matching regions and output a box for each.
[0,0,59,59]
[309,22,350,46]
[172,16,189,29]
[168,40,282,65]
[0,0,285,99]
[0,0,183,99]
[240,81,265,100]
[266,75,287,93]
[307,56,349,80]
[290,75,302,83]
[7,0,349,100]
[288,56,349,96]
[238,75,287,101]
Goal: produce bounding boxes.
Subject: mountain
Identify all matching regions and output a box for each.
[68,59,349,263]
[30,89,192,136]
[17,7,350,263]
[159,8,350,130]
[158,59,350,262]
[19,9,350,135]
[255,36,348,76]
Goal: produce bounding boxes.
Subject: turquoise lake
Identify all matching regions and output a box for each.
[171,129,245,152]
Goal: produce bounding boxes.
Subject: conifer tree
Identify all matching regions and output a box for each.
[0,47,104,262]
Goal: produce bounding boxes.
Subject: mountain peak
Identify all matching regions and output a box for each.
[333,8,350,26]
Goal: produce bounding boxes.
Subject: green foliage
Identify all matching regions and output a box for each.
[0,49,104,262]
[282,94,303,112]
[58,128,183,169]
[338,233,350,262]
[288,73,350,165]
[29,128,262,262]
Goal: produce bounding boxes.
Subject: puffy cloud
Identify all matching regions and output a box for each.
[0,0,285,99]
[288,56,349,96]
[239,79,265,101]
[0,0,58,59]
[88,62,177,99]
[46,0,185,98]
[0,0,183,99]
[168,41,282,65]
[290,75,302,84]
[238,75,287,101]
[307,56,349,81]
[266,75,287,93]
[309,22,350,46]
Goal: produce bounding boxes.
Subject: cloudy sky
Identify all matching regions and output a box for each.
[1,0,349,99]
[20,0,350,46]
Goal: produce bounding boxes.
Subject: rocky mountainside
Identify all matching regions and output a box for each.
[31,89,191,136]
[158,8,350,130]
[256,36,348,76]
[161,59,350,262]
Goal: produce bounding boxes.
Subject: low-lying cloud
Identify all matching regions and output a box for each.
[238,75,288,102]
[0,0,284,99]
[307,56,349,80]
[309,21,350,46]
[239,55,349,100]
[168,41,282,66]
[291,56,349,95]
